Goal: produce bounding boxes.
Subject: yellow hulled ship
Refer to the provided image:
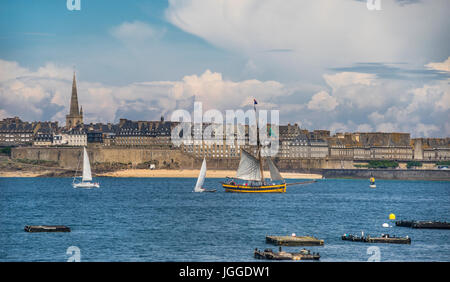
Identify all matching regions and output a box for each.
[222,150,286,193]
[222,99,286,193]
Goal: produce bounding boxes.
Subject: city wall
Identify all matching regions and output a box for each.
[11,146,354,171]
[11,146,189,170]
[322,169,450,181]
[12,147,449,180]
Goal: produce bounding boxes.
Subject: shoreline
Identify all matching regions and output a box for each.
[0,169,323,179]
[1,168,448,181]
[97,169,323,179]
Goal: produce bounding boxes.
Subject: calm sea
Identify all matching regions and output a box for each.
[0,177,449,262]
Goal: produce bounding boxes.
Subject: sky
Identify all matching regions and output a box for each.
[0,0,449,137]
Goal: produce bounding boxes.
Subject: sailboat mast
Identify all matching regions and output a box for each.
[254,101,265,184]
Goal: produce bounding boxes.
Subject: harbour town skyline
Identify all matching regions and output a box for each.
[1,72,449,167]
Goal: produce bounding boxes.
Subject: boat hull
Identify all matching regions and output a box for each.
[73,182,100,188]
[222,183,286,193]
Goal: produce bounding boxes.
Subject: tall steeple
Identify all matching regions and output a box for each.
[66,71,83,129]
[69,72,80,116]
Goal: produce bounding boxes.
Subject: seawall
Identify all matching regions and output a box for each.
[322,169,450,181]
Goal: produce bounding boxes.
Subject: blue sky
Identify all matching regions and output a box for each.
[0,0,449,137]
[0,0,236,84]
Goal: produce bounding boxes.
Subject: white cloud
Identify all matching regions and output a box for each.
[376,122,398,132]
[323,72,377,90]
[329,122,349,134]
[1,59,448,137]
[110,21,164,42]
[0,60,290,124]
[356,123,373,132]
[307,91,338,111]
[166,0,450,81]
[425,56,450,72]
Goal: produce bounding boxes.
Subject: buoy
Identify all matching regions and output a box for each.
[382,223,389,228]
[389,213,396,220]
[291,233,296,237]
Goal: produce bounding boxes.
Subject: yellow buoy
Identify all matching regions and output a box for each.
[389,213,396,220]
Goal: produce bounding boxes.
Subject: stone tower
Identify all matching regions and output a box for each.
[66,72,83,129]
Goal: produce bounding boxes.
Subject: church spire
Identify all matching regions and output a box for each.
[66,71,83,129]
[69,71,80,116]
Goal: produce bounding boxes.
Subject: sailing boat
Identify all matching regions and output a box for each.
[222,99,286,193]
[194,158,216,192]
[73,147,100,188]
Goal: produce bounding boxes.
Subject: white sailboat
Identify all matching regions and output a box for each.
[73,147,100,188]
[193,158,216,192]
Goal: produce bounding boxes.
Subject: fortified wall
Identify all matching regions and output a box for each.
[11,146,354,171]
[11,146,189,170]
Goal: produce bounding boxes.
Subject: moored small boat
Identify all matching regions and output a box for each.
[396,220,450,229]
[342,233,411,244]
[24,225,71,232]
[254,247,320,261]
[266,235,324,246]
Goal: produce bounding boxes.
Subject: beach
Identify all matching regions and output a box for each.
[0,171,52,177]
[96,169,322,179]
[0,168,322,179]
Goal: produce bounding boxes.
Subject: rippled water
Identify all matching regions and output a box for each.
[0,177,449,262]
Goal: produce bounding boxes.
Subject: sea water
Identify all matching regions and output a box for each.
[0,177,449,262]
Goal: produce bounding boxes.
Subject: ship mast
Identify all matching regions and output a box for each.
[254,100,265,185]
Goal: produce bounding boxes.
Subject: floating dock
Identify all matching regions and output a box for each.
[266,235,324,246]
[342,234,410,244]
[24,225,71,232]
[396,220,450,229]
[254,248,320,261]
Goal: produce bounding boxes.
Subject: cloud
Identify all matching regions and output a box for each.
[0,60,289,124]
[166,0,450,82]
[0,59,448,137]
[356,123,373,132]
[425,56,450,72]
[323,72,377,90]
[307,91,338,111]
[110,21,165,44]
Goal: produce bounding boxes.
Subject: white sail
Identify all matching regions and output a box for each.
[82,147,92,182]
[236,150,261,181]
[267,157,284,181]
[194,158,207,192]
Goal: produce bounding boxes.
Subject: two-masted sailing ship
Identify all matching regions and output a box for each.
[222,99,286,193]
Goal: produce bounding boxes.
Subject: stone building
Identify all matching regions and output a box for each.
[33,132,53,146]
[114,118,173,147]
[0,117,34,146]
[327,132,413,160]
[412,138,450,161]
[65,72,83,129]
[279,131,328,159]
[61,126,87,146]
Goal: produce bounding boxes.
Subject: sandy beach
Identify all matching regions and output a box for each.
[97,169,322,179]
[0,168,322,179]
[0,171,52,177]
